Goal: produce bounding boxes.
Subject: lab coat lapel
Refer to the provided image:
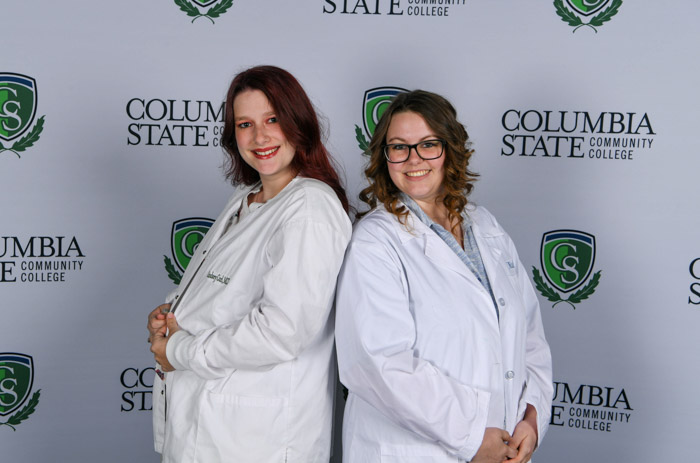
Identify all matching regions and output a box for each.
[423,230,475,281]
[470,216,505,295]
[394,209,476,284]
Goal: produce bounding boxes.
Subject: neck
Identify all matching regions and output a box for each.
[258,172,296,202]
[414,197,463,247]
[414,198,449,227]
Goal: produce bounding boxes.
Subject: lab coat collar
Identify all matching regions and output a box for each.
[386,202,476,283]
[385,201,508,295]
[204,183,258,244]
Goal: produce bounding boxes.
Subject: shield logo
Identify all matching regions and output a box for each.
[566,0,610,16]
[192,0,218,7]
[0,353,34,417]
[0,73,38,143]
[170,218,215,273]
[362,87,408,138]
[540,230,596,293]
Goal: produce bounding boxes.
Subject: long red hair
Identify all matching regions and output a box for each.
[221,65,349,212]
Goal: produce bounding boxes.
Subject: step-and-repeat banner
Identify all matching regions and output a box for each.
[3,1,698,461]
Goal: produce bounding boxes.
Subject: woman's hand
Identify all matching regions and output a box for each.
[147,303,170,341]
[471,428,517,463]
[507,404,538,463]
[149,312,181,372]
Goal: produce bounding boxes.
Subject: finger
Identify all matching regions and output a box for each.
[149,304,168,318]
[149,318,166,330]
[166,313,180,333]
[499,429,512,442]
[154,325,167,338]
[508,432,524,450]
[510,442,534,463]
[148,305,170,331]
[504,445,518,460]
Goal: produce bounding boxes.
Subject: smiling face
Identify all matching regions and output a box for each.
[386,111,446,208]
[233,89,296,194]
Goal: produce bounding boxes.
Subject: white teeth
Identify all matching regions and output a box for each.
[405,170,430,177]
[256,147,278,156]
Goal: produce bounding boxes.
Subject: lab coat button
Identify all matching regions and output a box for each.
[505,370,514,379]
[498,298,506,306]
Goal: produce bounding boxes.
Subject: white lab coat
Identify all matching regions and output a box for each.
[152,177,352,463]
[335,204,552,462]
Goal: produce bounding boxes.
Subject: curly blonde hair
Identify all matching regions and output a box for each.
[358,90,478,231]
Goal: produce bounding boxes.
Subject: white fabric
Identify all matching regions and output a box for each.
[152,177,351,463]
[335,204,553,462]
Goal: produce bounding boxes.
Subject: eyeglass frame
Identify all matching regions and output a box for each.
[382,139,447,163]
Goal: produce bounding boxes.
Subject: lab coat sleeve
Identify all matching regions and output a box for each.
[335,227,490,461]
[167,216,350,376]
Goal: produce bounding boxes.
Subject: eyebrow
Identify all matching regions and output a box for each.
[234,111,276,122]
[386,134,438,143]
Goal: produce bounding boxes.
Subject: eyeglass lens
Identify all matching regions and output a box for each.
[384,140,444,163]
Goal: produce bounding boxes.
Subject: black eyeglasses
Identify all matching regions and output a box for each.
[383,139,446,163]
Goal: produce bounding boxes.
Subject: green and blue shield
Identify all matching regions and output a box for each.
[171,218,214,272]
[0,353,34,416]
[0,73,37,143]
[566,0,610,16]
[540,230,596,293]
[362,87,408,138]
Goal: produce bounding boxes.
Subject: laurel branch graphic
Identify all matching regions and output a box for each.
[532,267,601,309]
[164,256,183,285]
[554,0,623,33]
[355,125,370,155]
[0,116,45,158]
[174,0,233,24]
[0,390,41,431]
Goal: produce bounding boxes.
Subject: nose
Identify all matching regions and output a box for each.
[406,146,422,163]
[254,124,270,145]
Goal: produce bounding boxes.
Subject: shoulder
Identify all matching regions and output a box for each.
[351,206,413,247]
[279,178,351,232]
[292,177,339,205]
[466,203,506,236]
[354,206,396,233]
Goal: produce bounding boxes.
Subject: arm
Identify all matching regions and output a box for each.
[335,230,491,461]
[166,217,349,377]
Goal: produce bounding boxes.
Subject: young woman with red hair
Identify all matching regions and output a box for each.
[147,65,351,462]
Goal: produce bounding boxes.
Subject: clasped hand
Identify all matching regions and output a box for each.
[472,405,538,463]
[147,303,180,372]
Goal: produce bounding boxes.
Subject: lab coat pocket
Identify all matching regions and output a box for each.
[195,390,289,462]
[380,444,458,462]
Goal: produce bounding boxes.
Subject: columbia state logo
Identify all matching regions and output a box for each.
[164,217,214,284]
[554,0,623,33]
[0,73,45,159]
[532,230,602,309]
[173,0,233,24]
[0,353,41,431]
[354,87,408,155]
